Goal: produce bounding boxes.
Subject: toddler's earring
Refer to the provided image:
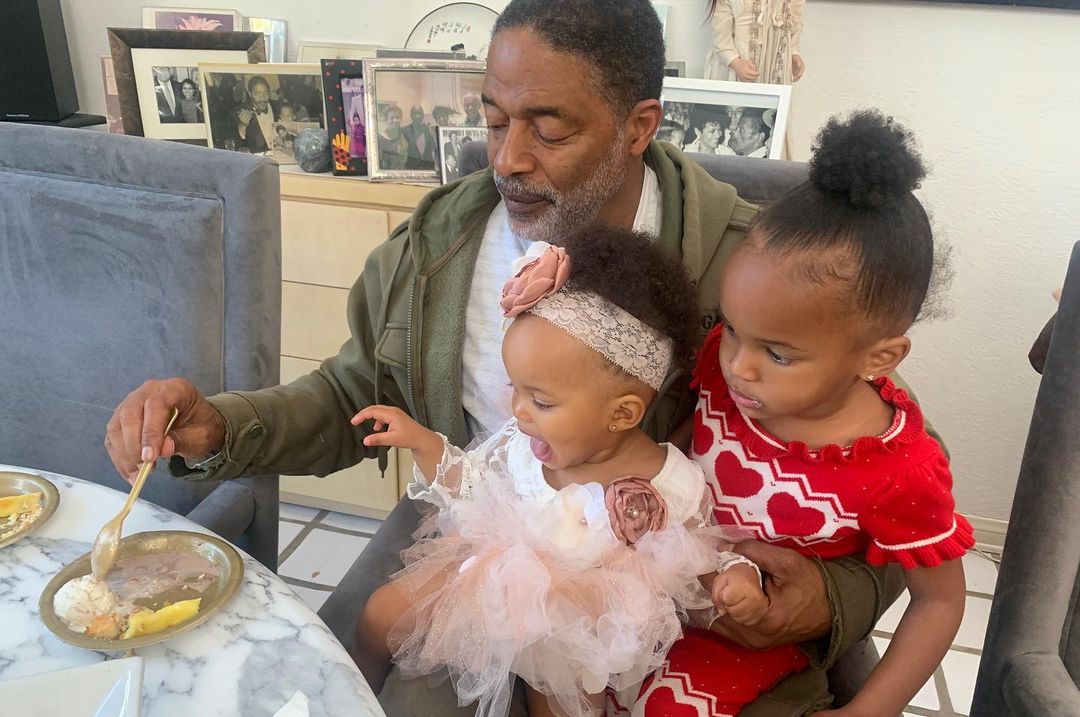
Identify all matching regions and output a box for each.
[866,374,875,382]
[609,424,618,432]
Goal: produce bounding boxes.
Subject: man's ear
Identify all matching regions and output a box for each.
[626,99,663,158]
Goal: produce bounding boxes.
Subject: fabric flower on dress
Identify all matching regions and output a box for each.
[606,477,668,546]
[500,241,571,318]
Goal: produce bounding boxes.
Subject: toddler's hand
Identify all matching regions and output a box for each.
[729,57,760,82]
[712,563,769,626]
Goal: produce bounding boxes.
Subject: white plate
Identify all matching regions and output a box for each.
[0,656,142,716]
[405,2,499,60]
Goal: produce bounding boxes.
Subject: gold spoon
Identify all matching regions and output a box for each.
[90,408,179,582]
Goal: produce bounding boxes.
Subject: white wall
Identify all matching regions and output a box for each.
[783,1,1080,521]
[62,0,1079,520]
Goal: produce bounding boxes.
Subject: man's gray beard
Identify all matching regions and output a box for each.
[495,134,628,244]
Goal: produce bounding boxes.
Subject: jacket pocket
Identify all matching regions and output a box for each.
[374,324,408,372]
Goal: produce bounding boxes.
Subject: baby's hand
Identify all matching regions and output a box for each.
[351,405,430,451]
[712,563,769,626]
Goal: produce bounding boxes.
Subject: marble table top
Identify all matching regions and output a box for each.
[0,463,385,717]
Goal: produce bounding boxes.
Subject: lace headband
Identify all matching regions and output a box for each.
[500,242,674,391]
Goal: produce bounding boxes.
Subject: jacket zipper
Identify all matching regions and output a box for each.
[404,278,420,419]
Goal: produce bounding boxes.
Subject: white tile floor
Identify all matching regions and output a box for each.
[278,504,997,715]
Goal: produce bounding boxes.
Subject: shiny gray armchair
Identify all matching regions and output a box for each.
[971,242,1080,715]
[0,123,281,569]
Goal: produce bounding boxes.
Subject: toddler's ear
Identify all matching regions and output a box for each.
[863,335,911,380]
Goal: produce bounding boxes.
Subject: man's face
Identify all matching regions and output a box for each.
[482,29,629,243]
[154,68,172,84]
[249,81,270,112]
[410,106,424,126]
[463,95,481,120]
[730,116,765,156]
[701,121,722,149]
[279,105,295,122]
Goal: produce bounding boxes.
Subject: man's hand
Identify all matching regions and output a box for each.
[792,54,806,82]
[712,563,769,625]
[729,57,760,82]
[105,378,226,484]
[708,541,831,650]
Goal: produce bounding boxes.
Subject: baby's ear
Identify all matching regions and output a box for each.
[609,392,648,432]
[863,335,911,379]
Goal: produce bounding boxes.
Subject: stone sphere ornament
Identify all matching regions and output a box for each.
[294,128,332,173]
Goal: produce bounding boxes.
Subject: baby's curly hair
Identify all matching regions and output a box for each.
[559,226,700,377]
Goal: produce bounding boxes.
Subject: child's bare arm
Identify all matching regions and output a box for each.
[813,559,965,717]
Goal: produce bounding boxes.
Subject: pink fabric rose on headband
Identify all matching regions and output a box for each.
[500,241,571,318]
[605,477,668,546]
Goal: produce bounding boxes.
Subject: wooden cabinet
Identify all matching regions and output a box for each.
[277,166,431,517]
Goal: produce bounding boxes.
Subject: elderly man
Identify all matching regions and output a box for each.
[105,0,906,713]
[730,109,771,158]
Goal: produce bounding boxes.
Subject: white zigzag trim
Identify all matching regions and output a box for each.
[873,518,957,550]
[632,661,735,717]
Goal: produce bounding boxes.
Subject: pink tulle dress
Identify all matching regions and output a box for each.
[385,419,753,717]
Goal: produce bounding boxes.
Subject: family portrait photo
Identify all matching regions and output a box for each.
[201,63,324,162]
[363,59,486,181]
[438,126,489,184]
[659,78,792,160]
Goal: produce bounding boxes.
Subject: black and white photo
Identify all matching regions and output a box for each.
[128,46,252,141]
[437,126,488,184]
[363,59,486,182]
[200,63,324,162]
[660,78,791,160]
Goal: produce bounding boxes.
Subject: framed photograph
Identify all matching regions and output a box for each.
[659,78,791,160]
[437,126,488,184]
[100,56,124,134]
[298,41,382,63]
[130,47,250,141]
[141,7,242,32]
[664,61,686,78]
[321,59,368,176]
[107,27,265,138]
[246,17,287,63]
[363,58,486,182]
[200,63,324,164]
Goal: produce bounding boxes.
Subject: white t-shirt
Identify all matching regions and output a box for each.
[461,165,663,439]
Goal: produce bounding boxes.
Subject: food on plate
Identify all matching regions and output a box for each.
[53,551,217,640]
[121,598,202,640]
[0,491,44,541]
[53,575,120,633]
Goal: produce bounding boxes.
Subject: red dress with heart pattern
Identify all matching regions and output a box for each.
[628,324,974,716]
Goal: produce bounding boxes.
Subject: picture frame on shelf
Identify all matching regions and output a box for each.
[659,77,791,160]
[130,47,251,141]
[246,17,287,63]
[298,41,382,63]
[664,61,686,78]
[363,58,486,182]
[100,56,124,134]
[437,126,488,185]
[107,27,265,138]
[140,7,242,32]
[320,59,368,176]
[200,62,324,164]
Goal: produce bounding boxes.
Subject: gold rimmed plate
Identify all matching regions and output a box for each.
[39,530,244,651]
[0,471,60,549]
